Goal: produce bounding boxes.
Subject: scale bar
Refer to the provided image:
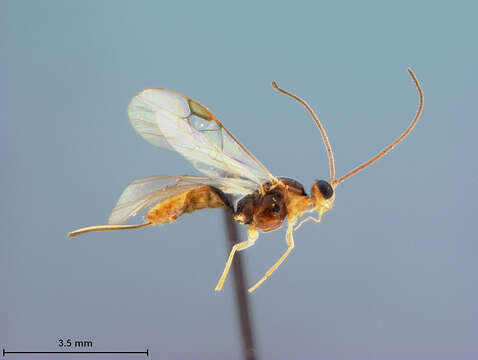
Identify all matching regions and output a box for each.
[3,349,149,356]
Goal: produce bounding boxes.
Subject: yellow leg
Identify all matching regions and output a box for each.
[215,227,258,292]
[248,223,295,292]
[294,212,323,231]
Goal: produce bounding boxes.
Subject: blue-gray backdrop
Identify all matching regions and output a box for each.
[2,1,477,359]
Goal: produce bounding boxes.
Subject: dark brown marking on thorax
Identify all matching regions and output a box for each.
[234,177,309,232]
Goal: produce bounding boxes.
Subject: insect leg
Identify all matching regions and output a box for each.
[248,222,295,292]
[215,226,259,291]
[67,222,151,238]
[294,212,323,231]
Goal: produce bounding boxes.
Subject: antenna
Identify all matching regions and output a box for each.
[272,81,336,184]
[334,68,424,185]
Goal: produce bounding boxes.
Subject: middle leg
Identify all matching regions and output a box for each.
[248,222,295,292]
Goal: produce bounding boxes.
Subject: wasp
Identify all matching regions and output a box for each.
[69,69,423,293]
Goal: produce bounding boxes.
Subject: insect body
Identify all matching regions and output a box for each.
[69,69,423,293]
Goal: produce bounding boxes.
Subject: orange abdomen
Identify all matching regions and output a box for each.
[145,186,231,225]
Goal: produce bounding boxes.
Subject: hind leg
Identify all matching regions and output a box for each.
[215,227,258,291]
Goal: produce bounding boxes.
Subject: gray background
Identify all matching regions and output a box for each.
[2,1,477,359]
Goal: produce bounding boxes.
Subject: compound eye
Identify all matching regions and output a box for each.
[316,180,334,199]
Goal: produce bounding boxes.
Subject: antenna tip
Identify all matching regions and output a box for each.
[271,81,279,89]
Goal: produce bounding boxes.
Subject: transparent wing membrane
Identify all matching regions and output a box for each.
[128,88,274,186]
[108,175,258,225]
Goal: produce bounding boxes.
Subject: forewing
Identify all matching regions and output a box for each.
[128,88,274,185]
[108,175,258,225]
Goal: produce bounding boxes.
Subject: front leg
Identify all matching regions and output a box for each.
[294,211,323,231]
[248,221,296,292]
[215,226,259,291]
